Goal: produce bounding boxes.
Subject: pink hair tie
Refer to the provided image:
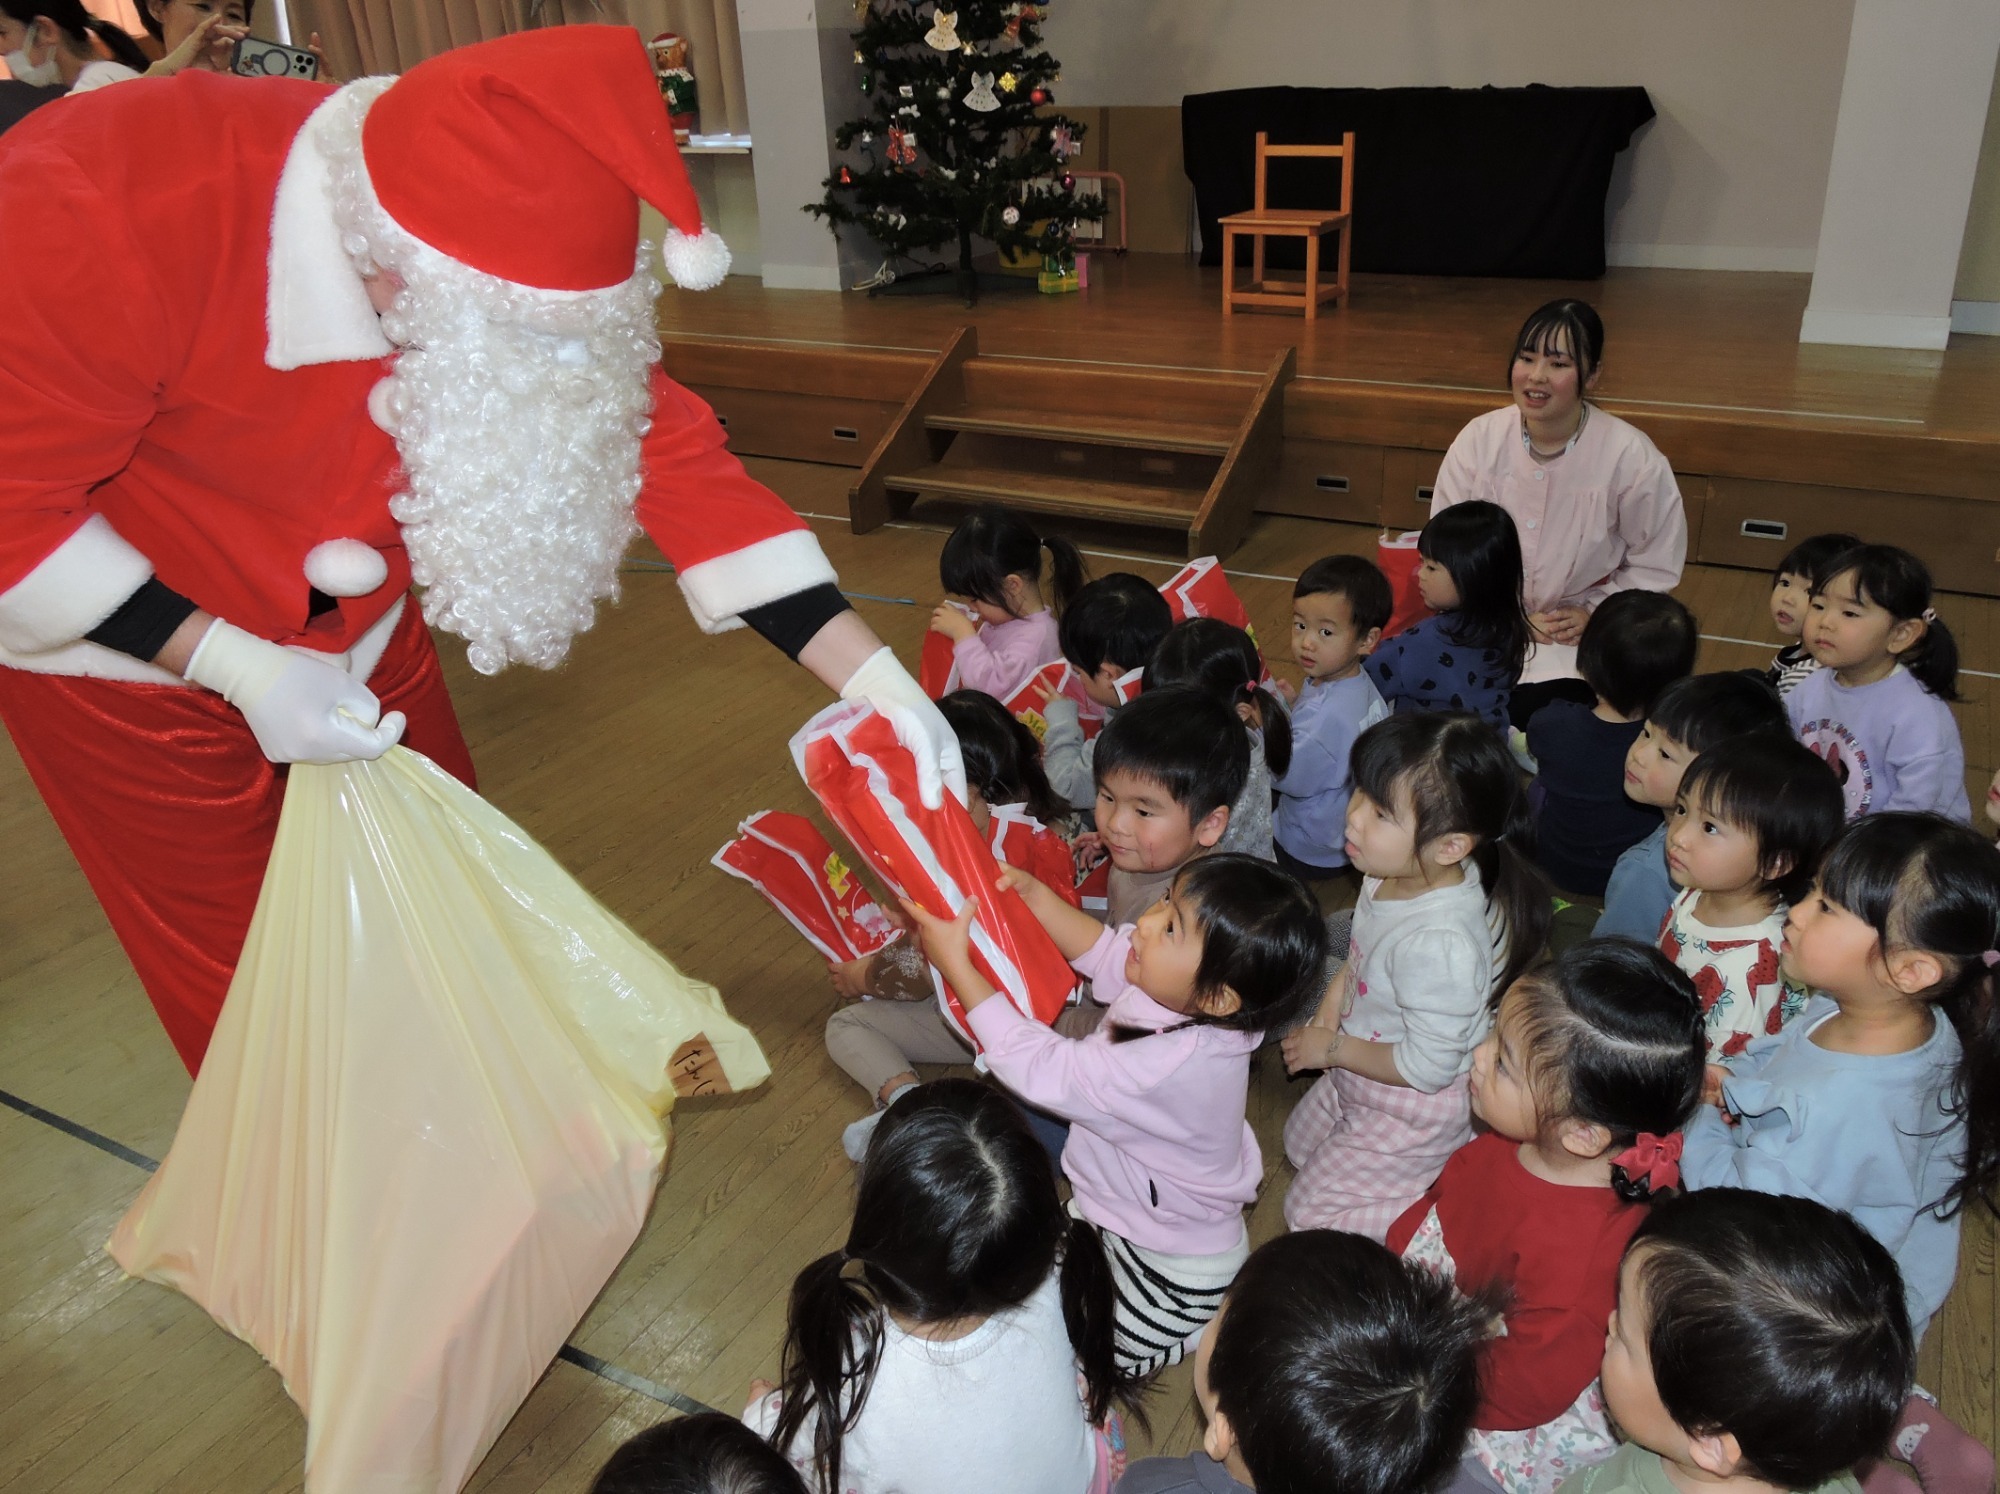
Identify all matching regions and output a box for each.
[1980,950,2000,969]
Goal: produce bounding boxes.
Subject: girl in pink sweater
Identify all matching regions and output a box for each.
[905,852,1328,1377]
[930,504,1087,699]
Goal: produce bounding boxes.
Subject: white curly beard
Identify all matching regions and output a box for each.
[319,80,659,675]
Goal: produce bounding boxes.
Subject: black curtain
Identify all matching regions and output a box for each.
[1182,84,1655,279]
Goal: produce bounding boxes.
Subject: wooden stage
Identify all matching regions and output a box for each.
[661,253,2000,591]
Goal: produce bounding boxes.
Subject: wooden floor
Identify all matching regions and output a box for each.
[2,460,1995,1491]
[661,253,2000,439]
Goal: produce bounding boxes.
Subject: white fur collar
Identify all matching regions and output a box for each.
[265,89,395,371]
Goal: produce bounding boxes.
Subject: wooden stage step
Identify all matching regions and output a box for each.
[848,327,1294,558]
[924,408,1236,455]
[881,462,1199,527]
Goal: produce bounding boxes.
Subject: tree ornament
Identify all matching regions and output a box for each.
[964,72,1001,111]
[923,9,959,51]
[837,164,855,185]
[1029,87,1048,105]
[860,71,872,93]
[937,85,952,99]
[1061,173,1075,191]
[898,83,914,98]
[1050,122,1075,159]
[998,70,1018,92]
[887,125,918,166]
[1001,205,1020,226]
[961,42,975,54]
[852,48,864,64]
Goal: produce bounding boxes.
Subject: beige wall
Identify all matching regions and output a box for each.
[1956,48,2000,303]
[1042,0,1854,272]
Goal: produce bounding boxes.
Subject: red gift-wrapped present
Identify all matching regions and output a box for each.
[712,811,900,964]
[793,702,1078,1048]
[919,603,980,698]
[1377,530,1433,640]
[1160,556,1272,684]
[987,804,1083,908]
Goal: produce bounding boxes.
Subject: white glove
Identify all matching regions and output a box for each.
[184,619,406,765]
[840,645,967,810]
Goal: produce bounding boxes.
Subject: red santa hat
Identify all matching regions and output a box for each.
[360,25,730,292]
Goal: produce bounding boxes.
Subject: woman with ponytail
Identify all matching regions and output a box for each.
[1280,712,1555,1240]
[748,1078,1139,1494]
[1146,616,1290,861]
[1684,813,2000,1494]
[0,0,146,91]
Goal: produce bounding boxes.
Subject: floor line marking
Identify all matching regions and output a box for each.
[1,1085,717,1417]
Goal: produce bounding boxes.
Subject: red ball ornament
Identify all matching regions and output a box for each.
[1061,173,1075,190]
[1030,87,1048,104]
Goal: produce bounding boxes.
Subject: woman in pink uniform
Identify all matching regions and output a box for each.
[1429,300,1686,727]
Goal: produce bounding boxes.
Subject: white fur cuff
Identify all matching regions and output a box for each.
[676,530,838,635]
[0,513,155,654]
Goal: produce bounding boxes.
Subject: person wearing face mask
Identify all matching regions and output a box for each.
[0,0,148,93]
[1429,299,1687,728]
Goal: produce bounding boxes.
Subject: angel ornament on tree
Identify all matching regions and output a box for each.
[924,8,959,50]
[808,0,1101,303]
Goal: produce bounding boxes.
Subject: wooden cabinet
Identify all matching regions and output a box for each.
[1699,478,2000,596]
[1381,448,1447,533]
[683,385,901,468]
[1258,440,1384,524]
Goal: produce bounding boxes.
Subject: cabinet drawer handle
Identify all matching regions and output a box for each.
[1316,474,1351,492]
[1739,519,1788,541]
[832,426,859,442]
[1416,486,1435,502]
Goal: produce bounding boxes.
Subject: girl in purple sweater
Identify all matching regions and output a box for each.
[905,853,1328,1377]
[1786,546,1969,822]
[930,504,1087,699]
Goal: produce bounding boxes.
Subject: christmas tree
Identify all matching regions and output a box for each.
[808,1,1101,302]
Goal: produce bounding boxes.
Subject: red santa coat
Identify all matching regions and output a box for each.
[0,74,836,1068]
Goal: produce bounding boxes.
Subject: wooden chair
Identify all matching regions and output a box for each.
[1219,131,1354,320]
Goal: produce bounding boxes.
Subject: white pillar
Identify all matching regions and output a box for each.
[737,0,873,290]
[1801,0,2000,349]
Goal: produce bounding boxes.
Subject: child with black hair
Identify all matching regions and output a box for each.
[1570,1189,1914,1494]
[1281,713,1555,1240]
[1767,533,1861,698]
[1657,737,1844,1067]
[930,504,1087,700]
[1148,618,1292,862]
[1043,573,1177,810]
[1116,1230,1489,1494]
[826,689,1082,1161]
[1366,501,1531,729]
[1529,590,1698,897]
[1684,813,2000,1494]
[1273,555,1393,881]
[747,1079,1139,1494]
[1092,686,1250,926]
[1786,546,1969,822]
[905,853,1329,1377]
[1594,674,1790,942]
[590,1412,809,1494]
[1387,941,1708,1494]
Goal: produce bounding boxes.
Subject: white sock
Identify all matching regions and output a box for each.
[842,1081,917,1162]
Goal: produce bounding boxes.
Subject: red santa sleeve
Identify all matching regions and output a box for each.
[0,146,168,653]
[634,371,839,634]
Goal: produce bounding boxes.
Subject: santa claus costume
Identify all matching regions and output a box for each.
[0,27,957,1073]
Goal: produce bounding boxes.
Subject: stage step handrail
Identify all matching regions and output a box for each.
[1191,346,1296,557]
[851,326,978,533]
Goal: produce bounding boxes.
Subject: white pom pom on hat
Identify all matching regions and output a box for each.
[304,538,390,598]
[359,27,730,293]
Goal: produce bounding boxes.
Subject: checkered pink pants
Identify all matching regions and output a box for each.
[1283,1067,1473,1241]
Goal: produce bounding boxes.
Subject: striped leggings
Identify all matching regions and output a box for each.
[1081,1207,1250,1378]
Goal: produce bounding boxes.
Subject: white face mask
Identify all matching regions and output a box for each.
[4,25,61,86]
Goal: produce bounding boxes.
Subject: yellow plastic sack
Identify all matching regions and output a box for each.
[107,747,769,1494]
